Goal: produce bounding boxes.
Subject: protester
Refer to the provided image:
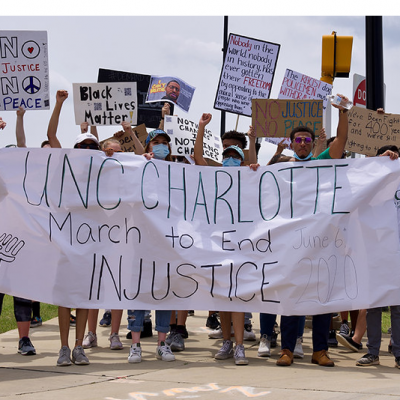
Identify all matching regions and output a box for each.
[127,129,175,364]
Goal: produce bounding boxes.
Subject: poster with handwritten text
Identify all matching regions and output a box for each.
[214,33,280,117]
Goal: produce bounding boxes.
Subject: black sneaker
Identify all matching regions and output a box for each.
[141,320,153,338]
[356,353,380,366]
[206,313,220,330]
[395,356,400,369]
[336,333,363,352]
[99,311,111,327]
[328,329,338,347]
[18,337,36,355]
[126,331,132,339]
[271,330,278,348]
[70,314,76,326]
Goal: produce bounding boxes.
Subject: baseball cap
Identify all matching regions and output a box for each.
[145,129,171,146]
[74,133,100,148]
[222,145,244,161]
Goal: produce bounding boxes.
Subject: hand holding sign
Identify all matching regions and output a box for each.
[0,118,6,130]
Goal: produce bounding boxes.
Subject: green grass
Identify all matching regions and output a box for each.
[0,295,59,334]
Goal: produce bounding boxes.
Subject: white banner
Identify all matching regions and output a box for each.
[72,82,137,126]
[164,115,222,163]
[1,148,400,315]
[0,30,49,111]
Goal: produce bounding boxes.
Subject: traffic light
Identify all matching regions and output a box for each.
[321,31,353,84]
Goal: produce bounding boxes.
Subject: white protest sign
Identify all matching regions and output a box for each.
[214,33,280,117]
[0,30,49,111]
[0,149,400,314]
[72,82,137,126]
[164,115,222,163]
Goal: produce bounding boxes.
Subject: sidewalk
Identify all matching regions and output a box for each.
[0,311,398,400]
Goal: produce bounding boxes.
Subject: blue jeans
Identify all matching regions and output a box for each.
[128,310,171,333]
[281,314,331,352]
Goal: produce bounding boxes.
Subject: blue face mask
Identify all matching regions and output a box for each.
[222,157,241,167]
[293,151,313,161]
[152,143,170,159]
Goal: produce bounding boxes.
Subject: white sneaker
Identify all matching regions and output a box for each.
[243,324,256,341]
[128,343,142,363]
[215,339,234,360]
[293,337,304,359]
[234,344,249,365]
[109,333,123,350]
[156,342,175,361]
[257,334,271,357]
[82,331,97,349]
[208,325,234,339]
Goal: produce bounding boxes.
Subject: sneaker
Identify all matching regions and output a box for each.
[30,316,42,328]
[339,321,350,336]
[336,333,363,352]
[234,344,248,365]
[293,337,304,359]
[206,313,220,330]
[208,325,234,339]
[243,324,256,341]
[328,329,338,347]
[188,310,195,316]
[128,343,142,363]
[215,340,234,360]
[18,337,36,355]
[126,331,132,339]
[356,353,380,366]
[57,346,72,366]
[70,313,76,326]
[170,333,185,352]
[99,311,111,327]
[395,356,400,369]
[257,334,271,357]
[82,331,97,349]
[156,341,175,361]
[388,340,393,354]
[109,333,123,350]
[72,346,90,365]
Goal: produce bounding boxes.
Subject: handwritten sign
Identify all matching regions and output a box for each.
[146,75,195,113]
[100,123,147,153]
[72,82,137,126]
[346,106,400,156]
[0,149,400,314]
[252,99,323,138]
[164,115,222,163]
[214,33,280,117]
[0,30,49,111]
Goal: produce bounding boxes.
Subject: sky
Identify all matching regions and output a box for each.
[1,2,400,164]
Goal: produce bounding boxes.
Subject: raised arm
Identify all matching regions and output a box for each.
[158,103,171,130]
[194,113,212,166]
[328,94,349,159]
[16,107,27,148]
[247,125,257,164]
[47,90,68,148]
[121,121,145,155]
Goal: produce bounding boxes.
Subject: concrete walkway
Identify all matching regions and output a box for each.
[0,311,398,400]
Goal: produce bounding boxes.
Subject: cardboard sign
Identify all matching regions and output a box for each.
[72,82,137,126]
[100,123,147,153]
[164,115,222,163]
[346,106,400,156]
[0,30,49,111]
[214,33,280,117]
[252,99,323,138]
[146,75,195,113]
[97,68,172,129]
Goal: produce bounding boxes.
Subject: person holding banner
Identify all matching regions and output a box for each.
[162,80,180,104]
[194,112,259,366]
[127,129,175,364]
[276,94,350,368]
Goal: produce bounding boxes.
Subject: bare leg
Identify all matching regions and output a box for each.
[58,306,71,347]
[75,308,89,348]
[111,310,123,334]
[17,321,30,339]
[352,309,366,344]
[87,309,99,334]
[220,311,232,341]
[232,312,245,345]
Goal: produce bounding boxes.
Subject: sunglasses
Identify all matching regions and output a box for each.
[294,137,313,144]
[76,142,100,150]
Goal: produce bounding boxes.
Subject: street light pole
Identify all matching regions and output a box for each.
[220,16,228,137]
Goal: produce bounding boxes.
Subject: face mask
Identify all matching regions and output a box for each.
[293,151,313,161]
[152,143,170,159]
[222,157,241,167]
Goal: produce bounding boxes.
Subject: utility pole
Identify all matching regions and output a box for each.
[365,16,384,111]
[220,16,228,137]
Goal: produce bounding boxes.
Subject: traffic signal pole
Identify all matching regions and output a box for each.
[365,17,384,111]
